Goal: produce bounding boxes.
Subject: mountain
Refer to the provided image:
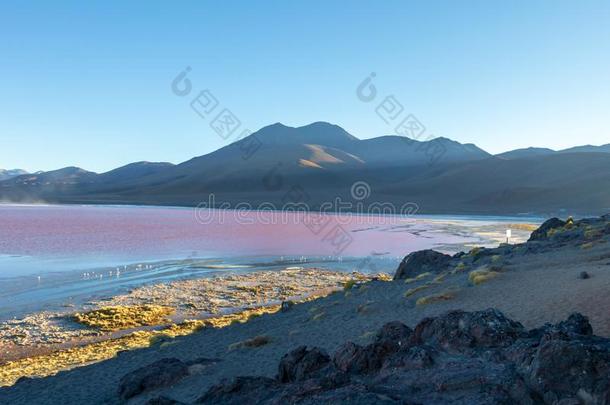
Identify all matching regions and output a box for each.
[1,122,609,215]
[496,147,556,160]
[0,169,28,181]
[560,144,610,154]
[498,143,610,160]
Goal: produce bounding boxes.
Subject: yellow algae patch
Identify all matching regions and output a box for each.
[73,305,175,331]
[371,273,392,282]
[506,223,539,232]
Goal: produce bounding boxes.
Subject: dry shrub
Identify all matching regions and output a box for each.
[403,272,432,284]
[404,284,432,298]
[228,335,271,351]
[469,269,500,285]
[416,291,456,306]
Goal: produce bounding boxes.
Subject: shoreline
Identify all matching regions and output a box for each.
[0,201,551,220]
[0,267,384,386]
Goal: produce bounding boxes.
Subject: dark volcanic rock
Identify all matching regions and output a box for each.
[524,338,610,404]
[533,312,594,339]
[197,376,280,404]
[277,346,331,383]
[198,310,610,405]
[557,313,594,336]
[146,396,187,405]
[528,218,566,241]
[393,249,452,280]
[409,308,525,352]
[118,358,189,400]
[580,271,591,279]
[333,321,413,374]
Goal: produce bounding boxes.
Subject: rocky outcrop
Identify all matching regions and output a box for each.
[198,310,610,404]
[118,357,220,402]
[392,215,610,280]
[277,346,330,383]
[118,358,189,400]
[393,249,452,280]
[409,308,524,351]
[528,217,566,241]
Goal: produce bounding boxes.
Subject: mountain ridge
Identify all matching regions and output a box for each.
[2,122,609,215]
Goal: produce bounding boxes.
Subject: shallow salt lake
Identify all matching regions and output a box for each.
[0,204,541,319]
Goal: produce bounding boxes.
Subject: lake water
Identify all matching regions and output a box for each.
[0,204,541,319]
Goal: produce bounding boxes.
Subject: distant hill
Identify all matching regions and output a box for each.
[560,144,610,154]
[496,147,556,160]
[498,144,610,160]
[1,122,609,215]
[0,169,28,182]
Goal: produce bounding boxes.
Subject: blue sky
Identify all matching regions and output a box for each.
[1,0,609,172]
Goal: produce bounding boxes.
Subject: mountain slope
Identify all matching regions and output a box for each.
[0,169,28,182]
[498,143,610,160]
[560,144,610,154]
[496,147,556,160]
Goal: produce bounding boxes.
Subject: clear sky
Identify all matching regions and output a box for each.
[1,0,609,173]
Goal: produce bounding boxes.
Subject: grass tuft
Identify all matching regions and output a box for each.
[228,335,271,350]
[403,272,432,284]
[416,291,456,306]
[404,284,432,298]
[468,269,500,285]
[581,242,595,250]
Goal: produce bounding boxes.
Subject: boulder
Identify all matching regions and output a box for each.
[409,308,524,352]
[197,376,279,404]
[375,321,413,346]
[528,218,566,241]
[381,345,435,370]
[146,396,186,405]
[556,313,593,336]
[333,321,413,374]
[277,346,330,383]
[118,358,189,400]
[524,338,610,404]
[393,250,452,280]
